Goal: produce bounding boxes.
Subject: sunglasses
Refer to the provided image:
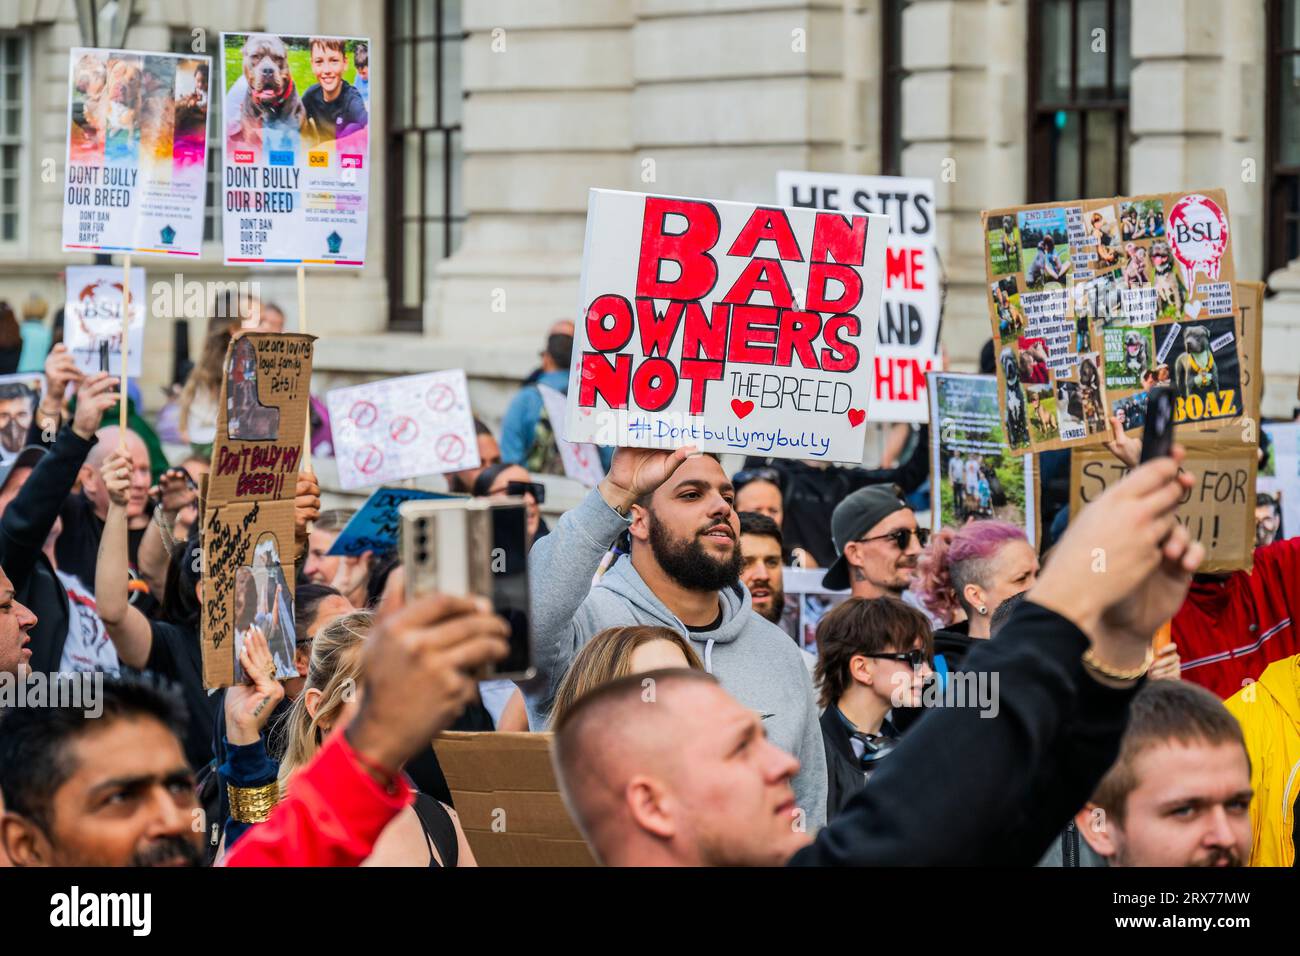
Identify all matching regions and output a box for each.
[733,467,782,491]
[862,648,930,670]
[498,480,545,504]
[858,526,929,550]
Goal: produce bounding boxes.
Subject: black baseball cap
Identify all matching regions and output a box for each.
[0,445,47,500]
[822,484,909,591]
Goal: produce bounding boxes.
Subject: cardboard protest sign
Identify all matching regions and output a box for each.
[984,189,1243,455]
[1071,438,1256,573]
[64,266,146,377]
[0,373,45,466]
[777,171,940,423]
[565,188,889,463]
[201,333,314,688]
[777,567,850,653]
[327,369,480,491]
[220,33,371,267]
[1258,422,1298,547]
[434,732,595,867]
[326,486,459,557]
[927,372,1038,544]
[63,49,211,257]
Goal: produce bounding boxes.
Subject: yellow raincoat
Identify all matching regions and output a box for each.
[1225,655,1300,867]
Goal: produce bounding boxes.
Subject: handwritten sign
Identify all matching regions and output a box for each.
[564,188,889,463]
[219,33,371,267]
[984,188,1243,455]
[777,171,940,424]
[326,369,480,490]
[63,48,211,257]
[327,486,458,557]
[201,332,314,688]
[1071,438,1256,573]
[64,265,146,376]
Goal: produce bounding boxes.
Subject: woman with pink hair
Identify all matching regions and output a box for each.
[912,520,1039,671]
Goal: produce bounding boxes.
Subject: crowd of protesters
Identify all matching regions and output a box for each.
[0,306,1296,872]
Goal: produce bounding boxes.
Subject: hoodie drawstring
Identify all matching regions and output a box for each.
[704,638,715,674]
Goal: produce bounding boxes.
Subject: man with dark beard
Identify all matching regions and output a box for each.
[524,446,828,829]
[738,512,785,624]
[0,675,205,866]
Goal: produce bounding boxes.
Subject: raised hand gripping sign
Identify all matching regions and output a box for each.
[565,189,890,464]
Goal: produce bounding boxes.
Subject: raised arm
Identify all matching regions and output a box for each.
[138,467,197,597]
[0,373,117,588]
[94,447,154,668]
[521,445,695,724]
[793,452,1202,866]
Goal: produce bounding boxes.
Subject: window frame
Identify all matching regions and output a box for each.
[385,0,465,332]
[1266,0,1300,278]
[0,31,29,255]
[1026,0,1130,202]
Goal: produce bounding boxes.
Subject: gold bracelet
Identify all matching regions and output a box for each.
[227,781,280,824]
[1082,646,1154,682]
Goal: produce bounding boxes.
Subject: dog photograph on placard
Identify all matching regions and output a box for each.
[1024,383,1060,443]
[987,214,1021,277]
[1018,208,1073,290]
[999,346,1032,449]
[1150,238,1187,318]
[1156,317,1242,423]
[991,276,1024,344]
[232,532,297,684]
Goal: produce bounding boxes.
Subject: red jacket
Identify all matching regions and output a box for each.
[223,730,410,867]
[1174,537,1300,700]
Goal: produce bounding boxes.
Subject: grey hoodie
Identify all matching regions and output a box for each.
[522,486,828,831]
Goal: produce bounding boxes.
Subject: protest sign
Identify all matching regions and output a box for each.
[777,566,850,653]
[63,48,211,257]
[777,171,940,423]
[0,373,44,466]
[219,33,371,267]
[201,333,314,688]
[536,383,605,487]
[1177,280,1263,440]
[1258,422,1298,547]
[984,189,1243,455]
[565,189,889,463]
[435,732,595,867]
[1071,438,1256,573]
[326,369,480,491]
[326,486,460,557]
[927,372,1038,544]
[64,265,146,377]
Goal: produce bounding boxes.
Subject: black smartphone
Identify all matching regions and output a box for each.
[400,498,535,681]
[1140,386,1175,463]
[98,341,111,373]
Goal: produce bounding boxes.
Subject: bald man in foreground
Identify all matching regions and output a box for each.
[552,455,1205,866]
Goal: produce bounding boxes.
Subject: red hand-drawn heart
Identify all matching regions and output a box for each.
[847,408,866,428]
[731,399,755,419]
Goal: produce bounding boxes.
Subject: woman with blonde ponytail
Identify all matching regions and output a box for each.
[224,611,476,867]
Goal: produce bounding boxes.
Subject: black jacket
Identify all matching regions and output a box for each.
[0,425,96,673]
[821,707,887,821]
[747,425,930,567]
[790,601,1139,866]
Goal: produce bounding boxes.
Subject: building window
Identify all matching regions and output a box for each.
[387,0,465,332]
[1267,0,1300,277]
[0,34,25,244]
[172,30,220,243]
[880,0,907,176]
[1027,0,1131,201]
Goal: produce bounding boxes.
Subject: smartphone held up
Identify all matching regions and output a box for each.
[400,497,535,681]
